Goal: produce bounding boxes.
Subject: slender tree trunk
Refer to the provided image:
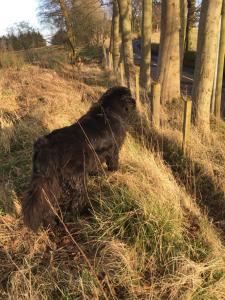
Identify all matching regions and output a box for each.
[117,0,134,87]
[215,0,225,119]
[186,0,196,51]
[192,0,223,133]
[112,0,120,71]
[59,0,76,55]
[157,0,181,103]
[180,0,187,73]
[109,20,113,53]
[140,0,152,96]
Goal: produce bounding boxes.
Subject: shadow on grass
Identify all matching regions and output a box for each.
[0,110,48,216]
[129,111,225,236]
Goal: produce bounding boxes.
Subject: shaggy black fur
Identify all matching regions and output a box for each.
[22,86,136,231]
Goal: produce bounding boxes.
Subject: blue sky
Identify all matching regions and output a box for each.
[0,0,40,36]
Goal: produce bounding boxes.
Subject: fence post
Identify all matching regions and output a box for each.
[182,98,192,154]
[102,45,107,68]
[119,61,125,86]
[151,82,161,129]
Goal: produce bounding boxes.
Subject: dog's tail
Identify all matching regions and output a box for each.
[22,136,61,231]
[22,174,60,232]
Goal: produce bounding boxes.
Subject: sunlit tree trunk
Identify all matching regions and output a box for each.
[215,0,225,119]
[112,0,120,71]
[157,0,181,103]
[186,0,196,51]
[180,0,187,73]
[140,0,152,96]
[109,21,113,53]
[117,0,134,87]
[192,0,223,133]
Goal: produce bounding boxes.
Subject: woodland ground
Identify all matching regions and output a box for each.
[0,45,225,299]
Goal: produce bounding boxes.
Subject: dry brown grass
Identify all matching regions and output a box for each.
[0,55,225,299]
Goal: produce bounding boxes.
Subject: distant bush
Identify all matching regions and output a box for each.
[51,30,67,46]
[0,22,46,51]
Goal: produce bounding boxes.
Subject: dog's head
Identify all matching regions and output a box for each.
[100,86,136,118]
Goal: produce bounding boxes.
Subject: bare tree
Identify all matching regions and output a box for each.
[131,0,142,33]
[152,1,161,31]
[38,0,109,47]
[140,0,152,96]
[157,0,181,103]
[117,0,134,87]
[132,0,161,33]
[192,0,223,133]
[58,0,76,55]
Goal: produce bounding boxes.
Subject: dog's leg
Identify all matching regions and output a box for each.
[89,160,102,176]
[106,149,119,171]
[63,175,88,217]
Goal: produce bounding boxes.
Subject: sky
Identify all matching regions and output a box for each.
[0,0,40,36]
[0,0,203,38]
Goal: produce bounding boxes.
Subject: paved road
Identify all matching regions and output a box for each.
[133,39,194,96]
[133,39,225,113]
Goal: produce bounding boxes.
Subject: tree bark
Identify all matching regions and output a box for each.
[109,19,113,53]
[157,0,181,103]
[112,0,120,71]
[192,0,223,133]
[59,0,76,55]
[140,0,152,96]
[215,0,225,119]
[186,0,196,51]
[180,0,187,73]
[117,0,134,87]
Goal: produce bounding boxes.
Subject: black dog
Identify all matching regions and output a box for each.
[22,86,136,231]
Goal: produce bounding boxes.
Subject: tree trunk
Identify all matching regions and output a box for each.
[140,0,152,96]
[117,0,134,87]
[215,0,225,119]
[112,0,120,71]
[186,0,196,51]
[180,0,187,73]
[109,20,113,53]
[192,0,223,133]
[59,0,76,55]
[157,0,181,103]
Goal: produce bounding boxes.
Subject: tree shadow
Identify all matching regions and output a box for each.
[129,111,225,236]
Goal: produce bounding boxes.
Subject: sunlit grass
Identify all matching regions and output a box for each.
[0,50,225,299]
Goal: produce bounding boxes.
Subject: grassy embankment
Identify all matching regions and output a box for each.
[0,44,225,299]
